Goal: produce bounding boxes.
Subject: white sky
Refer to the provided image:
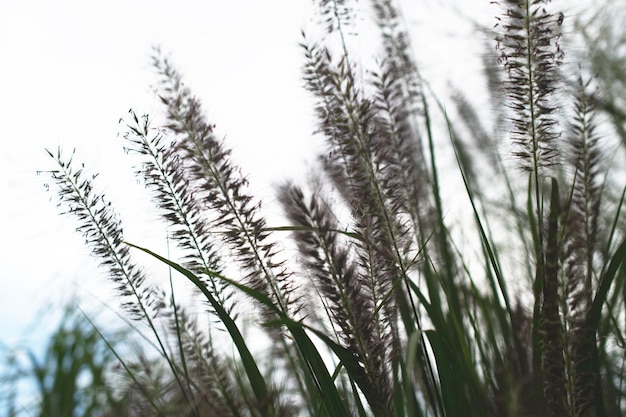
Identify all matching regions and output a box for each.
[0,0,321,349]
[0,0,593,351]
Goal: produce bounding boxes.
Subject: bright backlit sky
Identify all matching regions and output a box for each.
[1,1,321,348]
[0,0,591,350]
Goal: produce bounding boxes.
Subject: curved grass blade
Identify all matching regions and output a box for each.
[124,242,273,415]
[195,272,354,417]
[588,238,626,329]
[127,241,354,417]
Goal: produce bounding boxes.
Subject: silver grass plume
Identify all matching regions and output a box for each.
[43,148,165,321]
[371,0,423,113]
[151,50,300,321]
[496,4,565,410]
[300,35,409,341]
[42,150,214,415]
[371,0,429,231]
[300,32,417,281]
[563,77,602,326]
[563,75,604,417]
[121,110,235,320]
[149,51,305,414]
[371,0,462,311]
[369,60,428,268]
[369,2,428,247]
[301,28,437,416]
[495,0,564,172]
[278,183,394,416]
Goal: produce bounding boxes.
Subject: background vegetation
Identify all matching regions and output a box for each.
[4,0,625,416]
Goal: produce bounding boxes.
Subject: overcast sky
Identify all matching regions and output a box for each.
[1,0,321,348]
[0,0,592,351]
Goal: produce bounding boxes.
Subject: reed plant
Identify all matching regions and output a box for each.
[41,0,626,415]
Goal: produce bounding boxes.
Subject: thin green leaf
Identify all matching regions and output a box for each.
[125,241,273,415]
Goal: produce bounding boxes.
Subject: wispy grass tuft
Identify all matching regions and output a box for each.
[37,1,626,416]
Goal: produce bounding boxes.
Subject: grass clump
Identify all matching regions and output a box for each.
[40,1,626,416]
[0,305,133,417]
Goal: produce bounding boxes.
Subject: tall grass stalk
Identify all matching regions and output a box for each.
[41,0,626,416]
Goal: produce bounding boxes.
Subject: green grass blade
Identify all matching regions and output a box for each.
[125,242,273,415]
[128,241,354,417]
[208,289,352,416]
[589,238,626,329]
